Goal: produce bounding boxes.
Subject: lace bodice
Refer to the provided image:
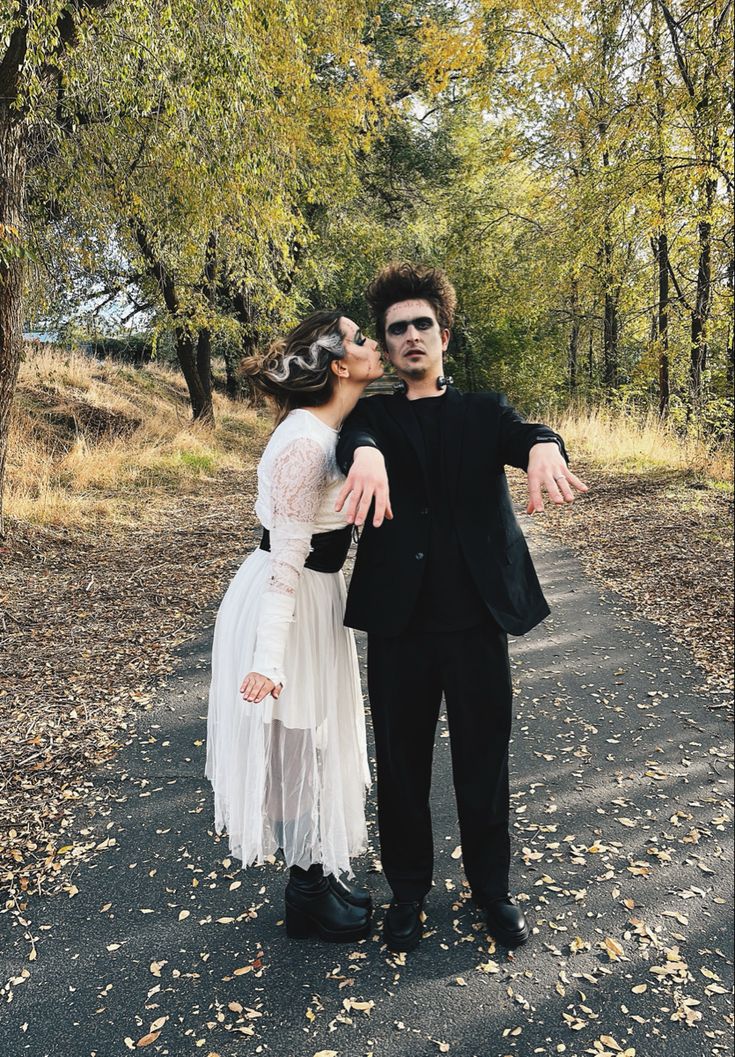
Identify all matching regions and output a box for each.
[252,409,348,686]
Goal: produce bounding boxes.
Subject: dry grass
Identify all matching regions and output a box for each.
[550,404,733,487]
[6,344,268,529]
[7,348,733,530]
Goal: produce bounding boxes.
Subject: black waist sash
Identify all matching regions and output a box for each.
[259,524,352,573]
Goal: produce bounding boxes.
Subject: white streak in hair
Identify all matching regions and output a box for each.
[264,330,345,387]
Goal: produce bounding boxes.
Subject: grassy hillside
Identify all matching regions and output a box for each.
[6,344,269,530]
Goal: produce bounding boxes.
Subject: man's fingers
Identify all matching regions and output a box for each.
[343,485,364,525]
[554,476,576,503]
[566,470,589,493]
[544,476,566,505]
[353,490,375,527]
[371,485,391,528]
[334,478,352,513]
[526,477,544,514]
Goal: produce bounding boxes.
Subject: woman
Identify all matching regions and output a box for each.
[205,310,384,943]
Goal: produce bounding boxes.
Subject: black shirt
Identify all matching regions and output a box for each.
[405,395,488,633]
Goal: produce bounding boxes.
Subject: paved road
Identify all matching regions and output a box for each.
[1,524,733,1057]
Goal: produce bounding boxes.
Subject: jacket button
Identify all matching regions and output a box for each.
[415,552,424,560]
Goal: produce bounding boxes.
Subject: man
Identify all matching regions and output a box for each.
[335,262,587,953]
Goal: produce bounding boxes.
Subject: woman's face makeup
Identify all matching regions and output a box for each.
[340,318,382,379]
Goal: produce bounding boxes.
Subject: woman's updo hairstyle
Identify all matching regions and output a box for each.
[242,310,346,424]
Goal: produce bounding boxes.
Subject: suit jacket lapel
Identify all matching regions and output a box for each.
[386,392,430,494]
[441,386,466,506]
[386,387,466,502]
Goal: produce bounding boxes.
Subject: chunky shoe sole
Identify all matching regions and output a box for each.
[285,901,371,943]
[486,920,530,948]
[383,918,423,953]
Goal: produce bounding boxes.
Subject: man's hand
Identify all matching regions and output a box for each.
[240,672,282,703]
[526,442,588,514]
[335,446,393,527]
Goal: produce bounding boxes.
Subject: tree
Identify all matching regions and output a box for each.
[1,1,115,535]
[32,0,387,422]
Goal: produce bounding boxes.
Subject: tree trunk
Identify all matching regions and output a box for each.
[603,283,618,386]
[652,10,670,416]
[193,230,216,421]
[726,254,734,390]
[176,328,212,421]
[602,209,618,386]
[195,327,214,421]
[0,111,27,537]
[568,277,580,390]
[588,330,594,381]
[690,175,716,400]
[223,347,241,398]
[657,231,670,414]
[132,217,213,422]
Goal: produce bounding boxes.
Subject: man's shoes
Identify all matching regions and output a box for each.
[328,874,373,912]
[383,899,424,953]
[484,895,529,948]
[285,865,371,943]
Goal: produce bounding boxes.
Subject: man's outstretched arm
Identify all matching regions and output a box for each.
[335,402,393,528]
[496,394,588,513]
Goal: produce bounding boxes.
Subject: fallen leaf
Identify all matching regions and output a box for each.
[136,1032,160,1048]
[602,937,625,961]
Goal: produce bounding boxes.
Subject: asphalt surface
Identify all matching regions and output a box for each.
[1,521,733,1057]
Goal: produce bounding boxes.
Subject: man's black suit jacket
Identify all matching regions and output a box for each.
[336,386,568,638]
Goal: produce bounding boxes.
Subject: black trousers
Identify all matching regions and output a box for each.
[367,619,512,904]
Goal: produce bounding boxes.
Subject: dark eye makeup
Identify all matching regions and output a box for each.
[386,316,435,336]
[353,329,367,346]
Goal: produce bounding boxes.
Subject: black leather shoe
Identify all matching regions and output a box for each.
[383,899,424,953]
[328,874,372,912]
[484,895,529,948]
[285,865,371,943]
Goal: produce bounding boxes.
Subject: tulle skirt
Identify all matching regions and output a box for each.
[205,548,370,877]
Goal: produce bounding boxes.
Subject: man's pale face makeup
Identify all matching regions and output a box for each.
[383,299,448,380]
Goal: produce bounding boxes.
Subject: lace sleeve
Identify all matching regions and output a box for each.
[251,437,328,688]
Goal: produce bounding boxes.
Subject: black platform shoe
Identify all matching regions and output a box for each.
[383,899,424,953]
[327,874,372,912]
[285,865,371,943]
[484,895,529,948]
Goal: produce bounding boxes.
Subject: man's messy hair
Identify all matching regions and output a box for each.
[365,262,457,341]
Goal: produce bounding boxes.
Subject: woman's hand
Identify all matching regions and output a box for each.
[240,672,282,703]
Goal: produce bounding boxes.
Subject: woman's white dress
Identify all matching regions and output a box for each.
[205,408,370,878]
